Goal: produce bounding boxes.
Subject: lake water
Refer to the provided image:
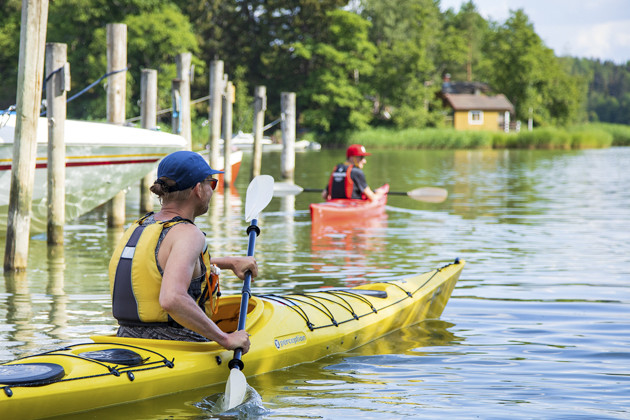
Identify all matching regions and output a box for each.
[1,147,629,419]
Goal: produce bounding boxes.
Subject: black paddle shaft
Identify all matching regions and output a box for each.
[303,187,410,195]
[228,219,260,371]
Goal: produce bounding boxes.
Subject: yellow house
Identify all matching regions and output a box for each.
[443,93,515,131]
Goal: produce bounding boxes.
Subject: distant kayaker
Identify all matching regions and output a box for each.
[109,151,256,353]
[321,144,387,201]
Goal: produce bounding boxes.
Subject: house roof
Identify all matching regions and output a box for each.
[442,81,491,95]
[443,93,514,113]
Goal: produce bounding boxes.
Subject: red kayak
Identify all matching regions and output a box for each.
[310,184,389,223]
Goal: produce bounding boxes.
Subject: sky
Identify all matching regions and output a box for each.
[439,0,630,64]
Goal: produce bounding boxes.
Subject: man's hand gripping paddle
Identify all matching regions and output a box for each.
[224,175,274,410]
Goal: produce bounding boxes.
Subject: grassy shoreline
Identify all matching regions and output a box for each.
[344,122,630,150]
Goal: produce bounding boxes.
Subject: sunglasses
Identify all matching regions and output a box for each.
[205,178,218,191]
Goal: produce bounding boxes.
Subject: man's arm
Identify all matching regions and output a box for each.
[362,186,385,202]
[352,168,385,202]
[212,256,258,280]
[158,224,250,352]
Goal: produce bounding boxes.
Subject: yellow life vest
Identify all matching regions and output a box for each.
[109,214,220,327]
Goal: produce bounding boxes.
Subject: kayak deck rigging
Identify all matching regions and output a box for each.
[258,263,447,331]
[1,342,175,395]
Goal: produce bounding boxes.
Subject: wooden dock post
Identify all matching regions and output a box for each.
[175,53,192,150]
[171,78,183,135]
[106,23,127,228]
[4,0,49,271]
[281,92,296,181]
[251,86,266,179]
[222,81,234,188]
[140,68,157,214]
[208,60,224,170]
[46,42,70,245]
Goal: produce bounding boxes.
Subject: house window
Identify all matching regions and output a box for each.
[468,110,483,125]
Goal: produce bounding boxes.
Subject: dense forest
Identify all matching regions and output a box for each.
[0,0,628,140]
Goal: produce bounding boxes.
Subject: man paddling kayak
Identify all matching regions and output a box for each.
[109,151,256,353]
[321,144,387,202]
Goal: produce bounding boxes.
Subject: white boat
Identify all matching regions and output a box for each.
[0,115,187,233]
[225,131,321,152]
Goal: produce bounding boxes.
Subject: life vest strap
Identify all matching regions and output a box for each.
[112,224,147,324]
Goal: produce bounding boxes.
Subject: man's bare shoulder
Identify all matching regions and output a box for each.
[163,222,205,251]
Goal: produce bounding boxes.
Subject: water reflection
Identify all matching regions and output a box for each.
[248,320,462,414]
[3,271,33,349]
[106,226,125,250]
[310,216,388,287]
[202,189,244,273]
[46,245,68,340]
[279,194,296,267]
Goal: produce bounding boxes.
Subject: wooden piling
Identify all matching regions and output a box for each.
[281,92,296,181]
[140,68,157,214]
[251,86,266,179]
[171,78,183,135]
[4,0,49,271]
[46,42,69,245]
[208,60,224,170]
[222,81,234,187]
[106,23,127,228]
[176,53,192,150]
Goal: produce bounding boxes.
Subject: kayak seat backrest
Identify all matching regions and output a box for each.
[0,362,65,385]
[79,349,144,366]
[211,296,264,333]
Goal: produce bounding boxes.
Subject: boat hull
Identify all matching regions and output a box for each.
[0,260,464,419]
[213,150,242,191]
[310,184,390,223]
[0,116,187,233]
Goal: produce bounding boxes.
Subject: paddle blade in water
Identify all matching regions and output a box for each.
[224,368,247,410]
[272,182,304,197]
[407,187,448,203]
[245,175,275,222]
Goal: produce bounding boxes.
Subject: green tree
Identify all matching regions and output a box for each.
[0,0,24,110]
[441,1,490,82]
[570,57,630,124]
[231,65,254,135]
[85,4,198,120]
[483,9,586,126]
[362,0,445,129]
[170,0,261,105]
[45,0,174,119]
[291,9,376,137]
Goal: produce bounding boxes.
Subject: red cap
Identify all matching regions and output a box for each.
[346,144,371,158]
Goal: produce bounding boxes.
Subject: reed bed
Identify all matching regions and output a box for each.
[345,126,620,150]
[587,123,630,146]
[348,127,493,149]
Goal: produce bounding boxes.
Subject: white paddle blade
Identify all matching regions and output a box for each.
[224,368,247,410]
[407,187,448,203]
[273,182,304,197]
[245,175,275,222]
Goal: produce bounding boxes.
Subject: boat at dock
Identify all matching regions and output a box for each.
[0,259,464,419]
[0,115,187,233]
[225,131,321,152]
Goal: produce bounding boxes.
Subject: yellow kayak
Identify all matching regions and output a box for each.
[0,259,464,420]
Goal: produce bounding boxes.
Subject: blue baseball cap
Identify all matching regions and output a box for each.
[157,151,223,192]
